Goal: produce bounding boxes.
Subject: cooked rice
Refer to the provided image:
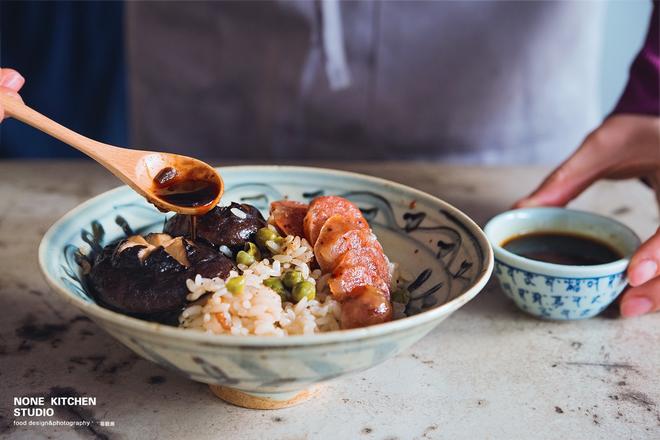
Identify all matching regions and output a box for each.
[179,231,342,336]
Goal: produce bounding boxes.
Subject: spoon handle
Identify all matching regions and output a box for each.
[3,91,148,172]
[0,92,118,159]
[0,92,223,214]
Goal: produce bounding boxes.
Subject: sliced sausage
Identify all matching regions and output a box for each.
[327,261,389,302]
[313,214,377,272]
[340,286,393,329]
[301,195,393,329]
[269,200,308,238]
[303,196,368,246]
[334,244,391,289]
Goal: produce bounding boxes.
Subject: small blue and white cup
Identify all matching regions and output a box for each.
[484,208,641,320]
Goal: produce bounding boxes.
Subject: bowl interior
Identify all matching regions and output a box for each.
[40,166,493,342]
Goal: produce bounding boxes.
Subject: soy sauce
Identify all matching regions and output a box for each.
[152,166,219,241]
[190,215,198,241]
[157,181,219,208]
[502,232,621,266]
[152,167,219,208]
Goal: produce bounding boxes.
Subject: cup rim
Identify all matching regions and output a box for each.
[484,207,641,278]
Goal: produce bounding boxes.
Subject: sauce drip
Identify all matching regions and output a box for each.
[190,215,198,242]
[502,232,621,266]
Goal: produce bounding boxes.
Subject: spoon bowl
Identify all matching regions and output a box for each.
[0,92,223,214]
[134,153,224,214]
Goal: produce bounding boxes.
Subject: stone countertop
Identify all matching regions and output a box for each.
[0,160,659,440]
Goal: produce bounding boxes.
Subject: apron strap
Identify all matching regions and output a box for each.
[321,0,351,90]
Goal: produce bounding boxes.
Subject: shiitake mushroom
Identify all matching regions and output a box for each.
[164,202,267,252]
[88,233,235,322]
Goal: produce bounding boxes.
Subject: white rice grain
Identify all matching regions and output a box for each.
[231,207,247,219]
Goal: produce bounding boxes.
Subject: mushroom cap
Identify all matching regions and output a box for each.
[164,202,267,251]
[88,235,235,319]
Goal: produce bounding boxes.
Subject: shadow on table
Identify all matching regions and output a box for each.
[456,279,528,320]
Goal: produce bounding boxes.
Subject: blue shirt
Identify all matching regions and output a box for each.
[0,0,127,158]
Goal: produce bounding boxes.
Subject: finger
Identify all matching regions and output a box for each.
[627,227,660,286]
[0,68,25,92]
[619,276,660,317]
[0,87,24,120]
[514,133,613,208]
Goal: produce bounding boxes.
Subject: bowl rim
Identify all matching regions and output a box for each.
[39,164,494,347]
[484,207,641,278]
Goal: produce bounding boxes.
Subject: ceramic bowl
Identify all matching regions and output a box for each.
[39,166,493,408]
[484,207,640,320]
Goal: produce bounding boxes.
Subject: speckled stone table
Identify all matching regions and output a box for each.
[1,160,659,440]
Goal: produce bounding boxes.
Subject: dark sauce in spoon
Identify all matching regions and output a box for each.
[152,167,220,208]
[153,166,219,241]
[157,181,219,208]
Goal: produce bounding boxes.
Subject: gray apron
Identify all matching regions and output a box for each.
[126,0,604,164]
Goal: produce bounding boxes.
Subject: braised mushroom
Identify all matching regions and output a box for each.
[88,233,234,321]
[164,202,267,252]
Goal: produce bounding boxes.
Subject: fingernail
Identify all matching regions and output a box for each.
[630,259,657,286]
[0,71,24,90]
[621,297,653,317]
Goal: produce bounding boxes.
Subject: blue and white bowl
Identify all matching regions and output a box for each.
[485,207,640,320]
[39,166,493,408]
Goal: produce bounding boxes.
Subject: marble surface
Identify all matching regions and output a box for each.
[0,160,658,440]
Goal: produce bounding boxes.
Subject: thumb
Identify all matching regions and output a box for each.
[0,69,25,121]
[514,132,611,208]
[0,68,25,92]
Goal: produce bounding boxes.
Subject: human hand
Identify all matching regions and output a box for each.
[0,68,25,120]
[514,114,660,318]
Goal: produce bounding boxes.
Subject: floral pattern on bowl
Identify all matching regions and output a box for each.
[40,166,493,407]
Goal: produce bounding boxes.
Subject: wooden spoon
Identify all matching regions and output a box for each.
[0,93,223,215]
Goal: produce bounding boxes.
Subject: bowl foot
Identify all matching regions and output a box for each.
[209,385,318,410]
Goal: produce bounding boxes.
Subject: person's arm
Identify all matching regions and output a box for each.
[0,68,25,120]
[612,1,659,116]
[515,2,660,318]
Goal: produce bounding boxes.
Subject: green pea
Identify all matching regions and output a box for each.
[263,277,288,302]
[256,227,279,248]
[236,250,255,266]
[282,270,304,288]
[291,281,316,303]
[391,288,410,304]
[244,242,261,260]
[226,276,245,295]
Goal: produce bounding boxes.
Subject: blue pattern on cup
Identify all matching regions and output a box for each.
[493,260,626,320]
